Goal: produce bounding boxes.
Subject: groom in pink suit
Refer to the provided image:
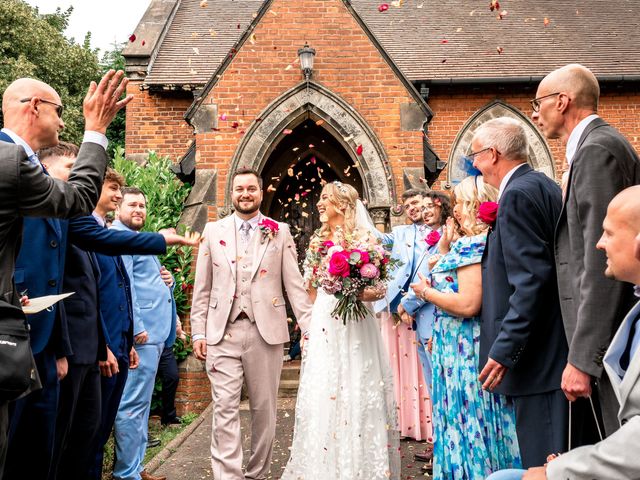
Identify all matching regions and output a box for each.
[191,168,312,480]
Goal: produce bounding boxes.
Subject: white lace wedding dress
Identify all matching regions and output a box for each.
[281,288,400,480]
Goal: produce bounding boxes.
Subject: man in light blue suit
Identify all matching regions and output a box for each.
[373,189,428,315]
[399,192,451,392]
[112,187,177,480]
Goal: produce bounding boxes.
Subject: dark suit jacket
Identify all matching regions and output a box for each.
[1,132,72,358]
[0,140,106,395]
[64,215,166,364]
[480,164,568,396]
[555,117,640,377]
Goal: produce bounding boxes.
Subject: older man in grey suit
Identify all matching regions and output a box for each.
[532,63,640,437]
[487,185,640,480]
[0,70,132,477]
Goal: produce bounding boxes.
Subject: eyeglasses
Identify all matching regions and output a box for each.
[530,92,561,112]
[467,147,497,159]
[20,97,64,118]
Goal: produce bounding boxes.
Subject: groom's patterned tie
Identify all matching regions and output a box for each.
[240,221,251,248]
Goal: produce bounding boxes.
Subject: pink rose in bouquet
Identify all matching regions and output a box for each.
[353,249,370,266]
[425,230,441,247]
[477,201,499,226]
[328,251,351,277]
[360,263,379,279]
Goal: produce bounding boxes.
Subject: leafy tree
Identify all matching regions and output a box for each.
[0,0,101,144]
[101,42,127,156]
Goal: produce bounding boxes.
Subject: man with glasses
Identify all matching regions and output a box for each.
[532,64,640,442]
[0,70,132,477]
[472,117,568,467]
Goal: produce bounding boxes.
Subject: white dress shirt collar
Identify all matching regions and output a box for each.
[92,212,106,227]
[566,114,599,165]
[497,163,528,201]
[1,128,36,160]
[234,212,261,231]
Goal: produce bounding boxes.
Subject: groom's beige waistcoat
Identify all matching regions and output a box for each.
[190,214,311,345]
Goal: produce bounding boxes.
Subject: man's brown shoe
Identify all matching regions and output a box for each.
[140,470,166,480]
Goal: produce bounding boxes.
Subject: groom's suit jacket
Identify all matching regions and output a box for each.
[547,300,640,479]
[555,117,640,378]
[480,164,568,396]
[190,214,311,346]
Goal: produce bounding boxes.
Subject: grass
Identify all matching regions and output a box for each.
[101,412,199,480]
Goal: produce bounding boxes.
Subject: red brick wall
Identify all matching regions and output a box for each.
[195,0,425,213]
[426,86,640,190]
[124,81,193,161]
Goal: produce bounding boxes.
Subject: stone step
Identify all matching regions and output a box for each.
[280,360,302,381]
[278,379,300,398]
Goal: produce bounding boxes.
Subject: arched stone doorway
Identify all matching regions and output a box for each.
[261,118,364,262]
[226,81,395,257]
[446,101,555,188]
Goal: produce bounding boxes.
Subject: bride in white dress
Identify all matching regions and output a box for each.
[281,181,400,480]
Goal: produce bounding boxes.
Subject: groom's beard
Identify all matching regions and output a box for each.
[233,199,261,215]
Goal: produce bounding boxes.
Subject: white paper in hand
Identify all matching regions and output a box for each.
[22,292,75,315]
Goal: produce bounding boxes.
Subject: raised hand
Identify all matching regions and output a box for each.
[438,217,458,254]
[410,272,431,300]
[83,70,134,134]
[159,228,201,247]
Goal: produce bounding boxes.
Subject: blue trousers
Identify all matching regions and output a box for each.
[5,350,59,480]
[88,355,130,480]
[113,343,163,480]
[414,324,433,396]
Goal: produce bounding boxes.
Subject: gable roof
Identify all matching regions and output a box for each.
[129,0,640,87]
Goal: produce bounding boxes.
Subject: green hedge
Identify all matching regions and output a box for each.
[112,148,194,362]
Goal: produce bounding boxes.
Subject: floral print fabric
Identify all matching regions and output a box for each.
[430,234,521,479]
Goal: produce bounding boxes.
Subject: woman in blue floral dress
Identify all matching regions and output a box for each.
[411,175,521,479]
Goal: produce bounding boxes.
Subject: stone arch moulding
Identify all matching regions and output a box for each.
[446,100,555,188]
[225,81,396,214]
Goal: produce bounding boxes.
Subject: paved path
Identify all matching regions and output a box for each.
[152,398,432,479]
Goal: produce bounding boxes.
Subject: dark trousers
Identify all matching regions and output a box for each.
[5,350,59,480]
[49,363,101,480]
[88,356,129,480]
[157,346,179,423]
[597,372,621,436]
[513,389,568,468]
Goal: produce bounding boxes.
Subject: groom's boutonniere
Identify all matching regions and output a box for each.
[477,201,499,228]
[258,218,279,243]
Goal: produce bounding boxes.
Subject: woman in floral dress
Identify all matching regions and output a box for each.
[411,175,521,479]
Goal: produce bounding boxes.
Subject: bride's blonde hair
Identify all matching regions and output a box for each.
[318,181,359,239]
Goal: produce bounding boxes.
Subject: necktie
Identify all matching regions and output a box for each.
[619,312,640,372]
[240,221,251,248]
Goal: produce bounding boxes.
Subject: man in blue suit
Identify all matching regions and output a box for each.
[3,142,78,480]
[112,187,177,480]
[49,170,195,480]
[373,189,427,315]
[473,117,568,467]
[399,192,451,393]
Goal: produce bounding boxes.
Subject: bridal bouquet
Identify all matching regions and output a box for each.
[305,231,400,324]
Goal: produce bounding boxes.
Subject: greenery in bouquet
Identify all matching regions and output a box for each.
[304,228,401,324]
